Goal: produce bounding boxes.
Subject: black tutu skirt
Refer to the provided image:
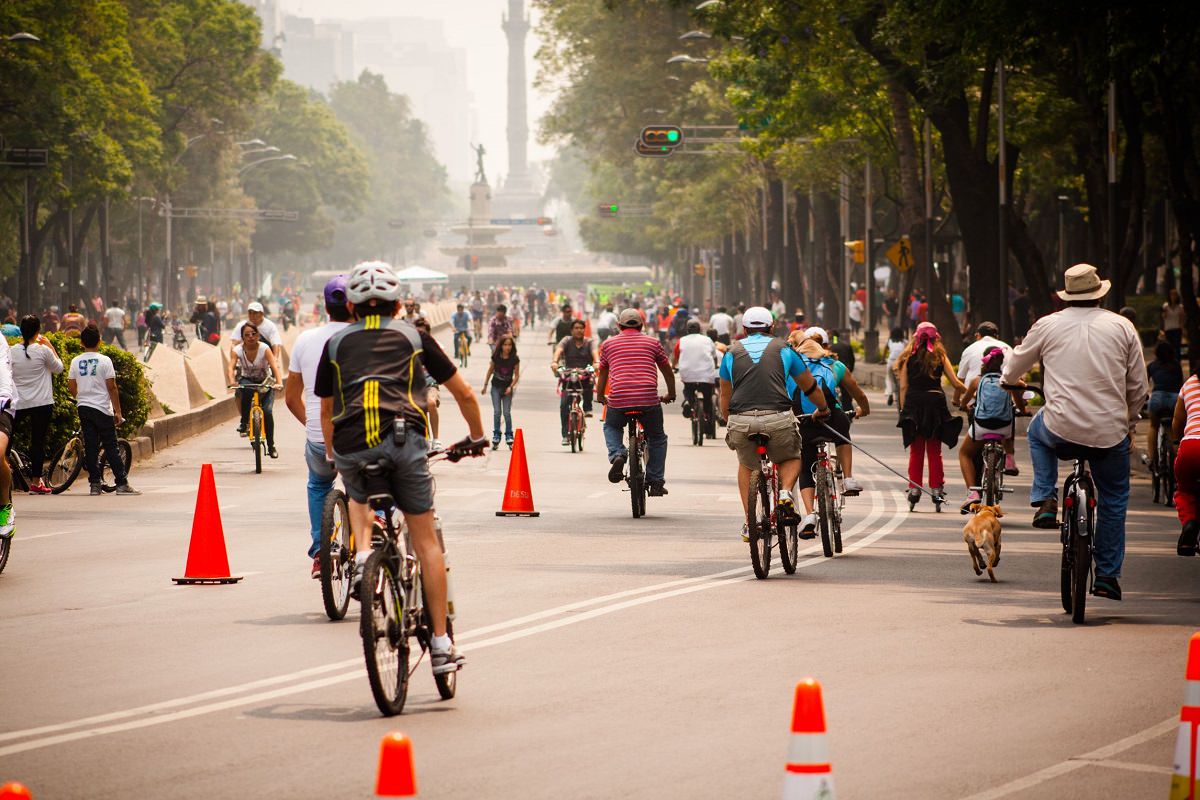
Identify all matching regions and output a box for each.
[897,389,963,449]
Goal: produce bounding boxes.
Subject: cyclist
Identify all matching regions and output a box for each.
[708,306,734,346]
[551,318,597,446]
[956,346,1025,512]
[315,261,486,675]
[549,303,575,346]
[954,321,1017,475]
[412,316,444,450]
[469,291,485,339]
[1002,263,1148,601]
[1146,341,1183,474]
[226,321,283,457]
[451,303,472,361]
[487,304,514,350]
[284,275,352,578]
[230,302,280,358]
[596,304,618,343]
[596,308,675,496]
[0,333,15,535]
[673,319,718,438]
[720,307,828,541]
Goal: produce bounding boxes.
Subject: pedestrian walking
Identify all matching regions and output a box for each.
[1163,288,1185,359]
[68,325,139,495]
[895,322,966,507]
[481,334,520,449]
[102,301,127,349]
[11,316,63,494]
[884,326,906,406]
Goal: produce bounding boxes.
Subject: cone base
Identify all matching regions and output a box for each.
[496,511,540,517]
[172,576,244,584]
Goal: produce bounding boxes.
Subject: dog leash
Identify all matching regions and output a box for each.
[816,420,946,502]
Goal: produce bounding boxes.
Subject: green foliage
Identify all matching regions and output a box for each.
[7,334,152,456]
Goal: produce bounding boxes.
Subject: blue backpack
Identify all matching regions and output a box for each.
[974,372,1013,429]
[794,356,841,415]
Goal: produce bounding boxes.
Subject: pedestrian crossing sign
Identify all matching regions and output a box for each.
[887,236,914,272]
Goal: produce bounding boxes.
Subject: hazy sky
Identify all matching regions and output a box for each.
[286,0,556,177]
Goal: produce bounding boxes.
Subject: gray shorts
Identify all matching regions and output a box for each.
[726,410,802,470]
[333,436,433,514]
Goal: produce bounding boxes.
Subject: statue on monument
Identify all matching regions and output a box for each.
[472,143,488,185]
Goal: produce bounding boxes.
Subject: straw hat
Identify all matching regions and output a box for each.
[1056,263,1111,302]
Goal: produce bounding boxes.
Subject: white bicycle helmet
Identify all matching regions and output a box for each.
[346,261,402,304]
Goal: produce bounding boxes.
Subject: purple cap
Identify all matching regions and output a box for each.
[323,274,348,305]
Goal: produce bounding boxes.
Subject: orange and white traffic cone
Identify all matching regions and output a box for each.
[172,464,242,585]
[783,678,836,800]
[495,429,539,517]
[376,732,418,797]
[1170,632,1200,799]
[0,782,32,800]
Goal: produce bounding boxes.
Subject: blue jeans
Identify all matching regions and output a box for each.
[603,404,667,484]
[1027,413,1130,578]
[490,384,513,441]
[304,440,337,558]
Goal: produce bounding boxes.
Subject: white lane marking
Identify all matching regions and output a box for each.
[956,717,1177,800]
[1075,759,1173,776]
[435,488,490,498]
[0,482,898,758]
[16,531,76,542]
[586,490,608,499]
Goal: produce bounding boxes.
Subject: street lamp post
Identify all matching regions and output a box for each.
[1106,79,1117,303]
[1057,195,1070,273]
[996,57,1010,342]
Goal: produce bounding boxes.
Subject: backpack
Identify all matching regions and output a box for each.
[973,372,1013,429]
[794,356,841,415]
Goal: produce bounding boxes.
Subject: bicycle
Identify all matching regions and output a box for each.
[800,411,855,559]
[745,432,796,578]
[685,388,710,447]
[230,382,277,474]
[1147,412,1177,506]
[622,409,648,518]
[968,413,1030,510]
[35,429,133,494]
[319,487,353,621]
[1014,385,1098,625]
[454,330,471,369]
[558,367,592,453]
[359,443,480,716]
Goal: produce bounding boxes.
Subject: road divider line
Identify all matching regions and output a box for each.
[0,478,904,758]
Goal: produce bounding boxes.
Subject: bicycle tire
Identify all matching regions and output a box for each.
[0,535,10,575]
[48,438,84,494]
[1059,507,1073,614]
[831,490,844,555]
[7,451,28,494]
[360,550,410,716]
[981,444,999,507]
[1161,429,1177,506]
[574,423,584,452]
[747,471,772,579]
[432,617,457,700]
[1071,484,1093,625]
[815,465,834,558]
[779,515,799,574]
[101,439,133,489]
[319,489,352,621]
[628,426,645,519]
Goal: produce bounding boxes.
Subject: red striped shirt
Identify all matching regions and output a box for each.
[599,329,669,408]
[1182,375,1200,441]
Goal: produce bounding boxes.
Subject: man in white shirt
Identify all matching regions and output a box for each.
[1003,264,1147,601]
[285,276,352,578]
[848,297,864,334]
[708,306,735,345]
[230,301,280,357]
[673,319,719,438]
[954,321,1018,475]
[103,302,127,349]
[68,326,139,496]
[596,304,619,342]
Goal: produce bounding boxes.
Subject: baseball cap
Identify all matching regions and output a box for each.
[805,326,828,343]
[323,274,348,305]
[618,308,643,328]
[247,301,264,313]
[741,306,773,329]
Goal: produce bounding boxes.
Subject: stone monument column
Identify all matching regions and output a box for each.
[502,0,530,193]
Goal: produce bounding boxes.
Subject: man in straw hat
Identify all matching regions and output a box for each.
[1003,263,1148,601]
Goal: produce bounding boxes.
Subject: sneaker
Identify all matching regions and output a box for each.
[1178,520,1199,557]
[430,644,465,675]
[562,436,570,446]
[842,477,864,496]
[648,481,668,497]
[960,489,982,515]
[114,484,141,495]
[741,523,750,543]
[778,490,798,521]
[0,504,14,539]
[236,423,248,435]
[311,556,321,579]
[1091,575,1122,601]
[267,446,279,459]
[681,400,692,418]
[1031,499,1059,529]
[349,561,364,600]
[1004,455,1019,476]
[28,482,51,495]
[799,512,817,539]
[584,411,593,418]
[90,483,104,496]
[607,455,626,483]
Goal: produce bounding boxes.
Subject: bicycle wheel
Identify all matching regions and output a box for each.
[747,471,773,579]
[815,465,834,558]
[101,439,133,489]
[779,516,799,575]
[360,550,410,716]
[1162,430,1177,507]
[628,429,645,519]
[0,535,10,575]
[320,489,352,621]
[1070,484,1093,625]
[831,488,844,555]
[980,444,998,507]
[692,411,702,446]
[251,408,264,474]
[574,417,585,452]
[569,409,579,453]
[7,451,28,493]
[431,617,457,700]
[48,438,84,494]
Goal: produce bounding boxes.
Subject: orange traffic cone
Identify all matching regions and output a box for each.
[1170,632,1200,800]
[783,678,836,800]
[496,428,539,517]
[173,464,243,584]
[0,783,32,800]
[376,732,418,797]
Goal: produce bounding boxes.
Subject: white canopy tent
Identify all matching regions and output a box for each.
[393,265,449,284]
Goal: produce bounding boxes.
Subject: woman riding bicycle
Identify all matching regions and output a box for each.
[955,346,1025,512]
[226,322,283,459]
[11,315,63,494]
[1147,341,1183,472]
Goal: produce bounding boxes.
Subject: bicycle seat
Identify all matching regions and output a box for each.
[1053,442,1110,463]
[623,409,643,417]
[361,459,395,508]
[748,432,771,445]
[979,432,1006,441]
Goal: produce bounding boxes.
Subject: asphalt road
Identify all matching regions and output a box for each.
[0,320,1194,799]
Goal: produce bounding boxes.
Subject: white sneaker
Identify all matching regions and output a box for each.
[778,490,799,522]
[842,477,864,496]
[799,512,817,539]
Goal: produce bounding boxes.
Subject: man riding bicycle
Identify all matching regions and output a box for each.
[719,307,828,541]
[673,319,719,438]
[451,303,472,359]
[551,318,597,446]
[1002,263,1148,601]
[315,261,487,674]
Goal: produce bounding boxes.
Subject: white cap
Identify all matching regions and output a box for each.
[805,326,828,343]
[741,306,773,329]
[247,301,264,313]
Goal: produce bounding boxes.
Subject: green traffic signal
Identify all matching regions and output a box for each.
[609,204,618,213]
[666,130,679,143]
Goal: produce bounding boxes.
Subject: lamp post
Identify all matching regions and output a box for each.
[1057,194,1070,273]
[996,57,1010,342]
[1106,79,1117,304]
[237,153,297,176]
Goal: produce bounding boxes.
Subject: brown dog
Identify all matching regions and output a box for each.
[963,504,1003,582]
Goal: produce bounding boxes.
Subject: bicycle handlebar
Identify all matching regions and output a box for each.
[1002,382,1042,397]
[428,436,490,463]
[229,382,279,392]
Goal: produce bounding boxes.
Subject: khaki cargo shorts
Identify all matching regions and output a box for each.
[725,410,802,470]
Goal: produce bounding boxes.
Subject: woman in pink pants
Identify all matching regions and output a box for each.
[895,322,966,508]
[1173,374,1200,555]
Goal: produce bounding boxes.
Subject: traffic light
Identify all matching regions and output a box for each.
[597,203,620,217]
[640,126,683,151]
[844,239,864,264]
[635,140,674,158]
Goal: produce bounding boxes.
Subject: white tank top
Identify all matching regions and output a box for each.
[236,344,269,382]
